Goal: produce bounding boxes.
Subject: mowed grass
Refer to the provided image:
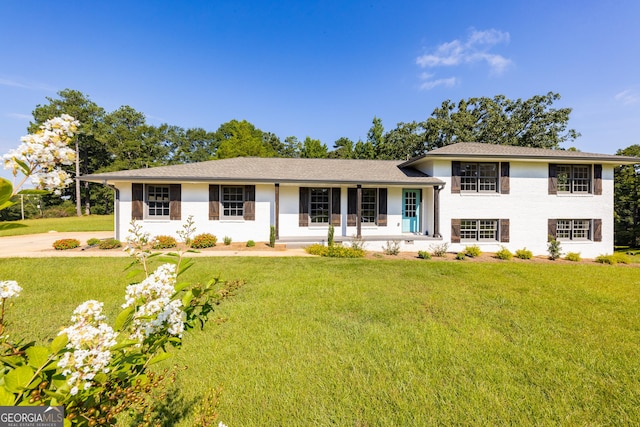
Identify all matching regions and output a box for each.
[0,215,113,236]
[1,257,639,426]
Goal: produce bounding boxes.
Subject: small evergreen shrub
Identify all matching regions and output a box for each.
[429,243,449,257]
[382,240,401,256]
[86,237,101,246]
[515,248,533,260]
[564,252,581,262]
[613,252,631,264]
[223,236,232,245]
[152,235,177,249]
[191,233,217,249]
[547,237,562,260]
[455,252,466,260]
[53,238,80,250]
[417,250,431,260]
[99,238,122,249]
[327,224,335,247]
[246,240,256,247]
[464,245,481,257]
[269,225,276,248]
[495,246,513,260]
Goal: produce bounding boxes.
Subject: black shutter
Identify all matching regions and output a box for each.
[593,219,602,242]
[451,161,461,194]
[169,184,181,220]
[347,188,357,226]
[132,183,143,220]
[594,164,602,195]
[209,185,220,220]
[500,162,510,194]
[377,188,387,227]
[299,187,309,226]
[244,185,255,221]
[451,219,461,243]
[548,164,557,195]
[500,219,509,242]
[331,188,341,226]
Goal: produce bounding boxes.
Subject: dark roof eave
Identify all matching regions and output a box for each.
[402,153,640,166]
[79,175,445,186]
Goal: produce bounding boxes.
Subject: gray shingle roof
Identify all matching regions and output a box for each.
[402,142,640,165]
[80,157,445,186]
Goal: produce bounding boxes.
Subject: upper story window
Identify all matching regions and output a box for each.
[557,165,590,193]
[549,164,602,195]
[452,161,509,194]
[460,162,498,192]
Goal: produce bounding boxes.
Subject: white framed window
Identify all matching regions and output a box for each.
[361,188,377,223]
[147,185,170,218]
[222,186,244,218]
[460,219,498,241]
[556,219,591,240]
[461,162,498,193]
[310,188,330,224]
[557,165,591,193]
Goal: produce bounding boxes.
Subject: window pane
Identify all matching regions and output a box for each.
[361,189,376,223]
[557,165,571,192]
[148,185,170,217]
[478,220,497,240]
[310,188,329,223]
[460,220,477,240]
[572,166,590,193]
[404,191,416,218]
[222,186,244,217]
[460,163,478,192]
[572,219,590,239]
[556,220,571,239]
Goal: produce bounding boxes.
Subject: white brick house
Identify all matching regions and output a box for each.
[81,143,639,257]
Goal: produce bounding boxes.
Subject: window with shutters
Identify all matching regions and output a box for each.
[460,162,498,192]
[556,164,591,193]
[310,188,330,224]
[361,189,377,223]
[147,185,170,217]
[222,186,244,218]
[556,219,592,240]
[460,219,498,241]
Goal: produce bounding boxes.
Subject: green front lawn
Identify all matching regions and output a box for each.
[1,257,639,425]
[0,215,113,236]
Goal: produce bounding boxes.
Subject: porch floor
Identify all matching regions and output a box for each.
[277,234,443,248]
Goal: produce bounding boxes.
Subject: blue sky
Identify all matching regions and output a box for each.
[1,1,639,180]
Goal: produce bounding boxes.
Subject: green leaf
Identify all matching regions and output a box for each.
[25,346,51,368]
[174,281,191,292]
[182,290,194,307]
[115,306,134,331]
[0,200,16,211]
[0,178,13,206]
[14,158,31,177]
[0,387,15,406]
[50,334,68,354]
[148,352,173,365]
[4,365,35,393]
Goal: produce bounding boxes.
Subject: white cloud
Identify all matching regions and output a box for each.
[416,28,512,89]
[0,77,54,91]
[614,89,640,105]
[419,74,457,90]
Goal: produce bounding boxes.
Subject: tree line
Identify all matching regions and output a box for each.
[2,89,638,247]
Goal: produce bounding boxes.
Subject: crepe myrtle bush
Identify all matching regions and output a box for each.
[53,238,81,250]
[0,223,243,426]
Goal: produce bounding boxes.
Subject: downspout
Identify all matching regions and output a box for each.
[433,185,443,238]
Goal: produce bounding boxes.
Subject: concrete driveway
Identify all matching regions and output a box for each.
[0,231,310,258]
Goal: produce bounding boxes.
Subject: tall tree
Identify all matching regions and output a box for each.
[331,137,355,159]
[367,116,387,158]
[30,89,106,215]
[281,136,302,158]
[215,120,276,159]
[300,137,328,158]
[615,145,640,247]
[98,106,168,170]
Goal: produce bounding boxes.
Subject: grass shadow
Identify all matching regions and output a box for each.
[0,222,28,231]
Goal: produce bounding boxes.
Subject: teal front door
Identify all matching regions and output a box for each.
[402,189,421,233]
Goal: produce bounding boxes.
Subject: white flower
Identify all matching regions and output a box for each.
[123,264,185,341]
[0,280,22,299]
[58,300,117,394]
